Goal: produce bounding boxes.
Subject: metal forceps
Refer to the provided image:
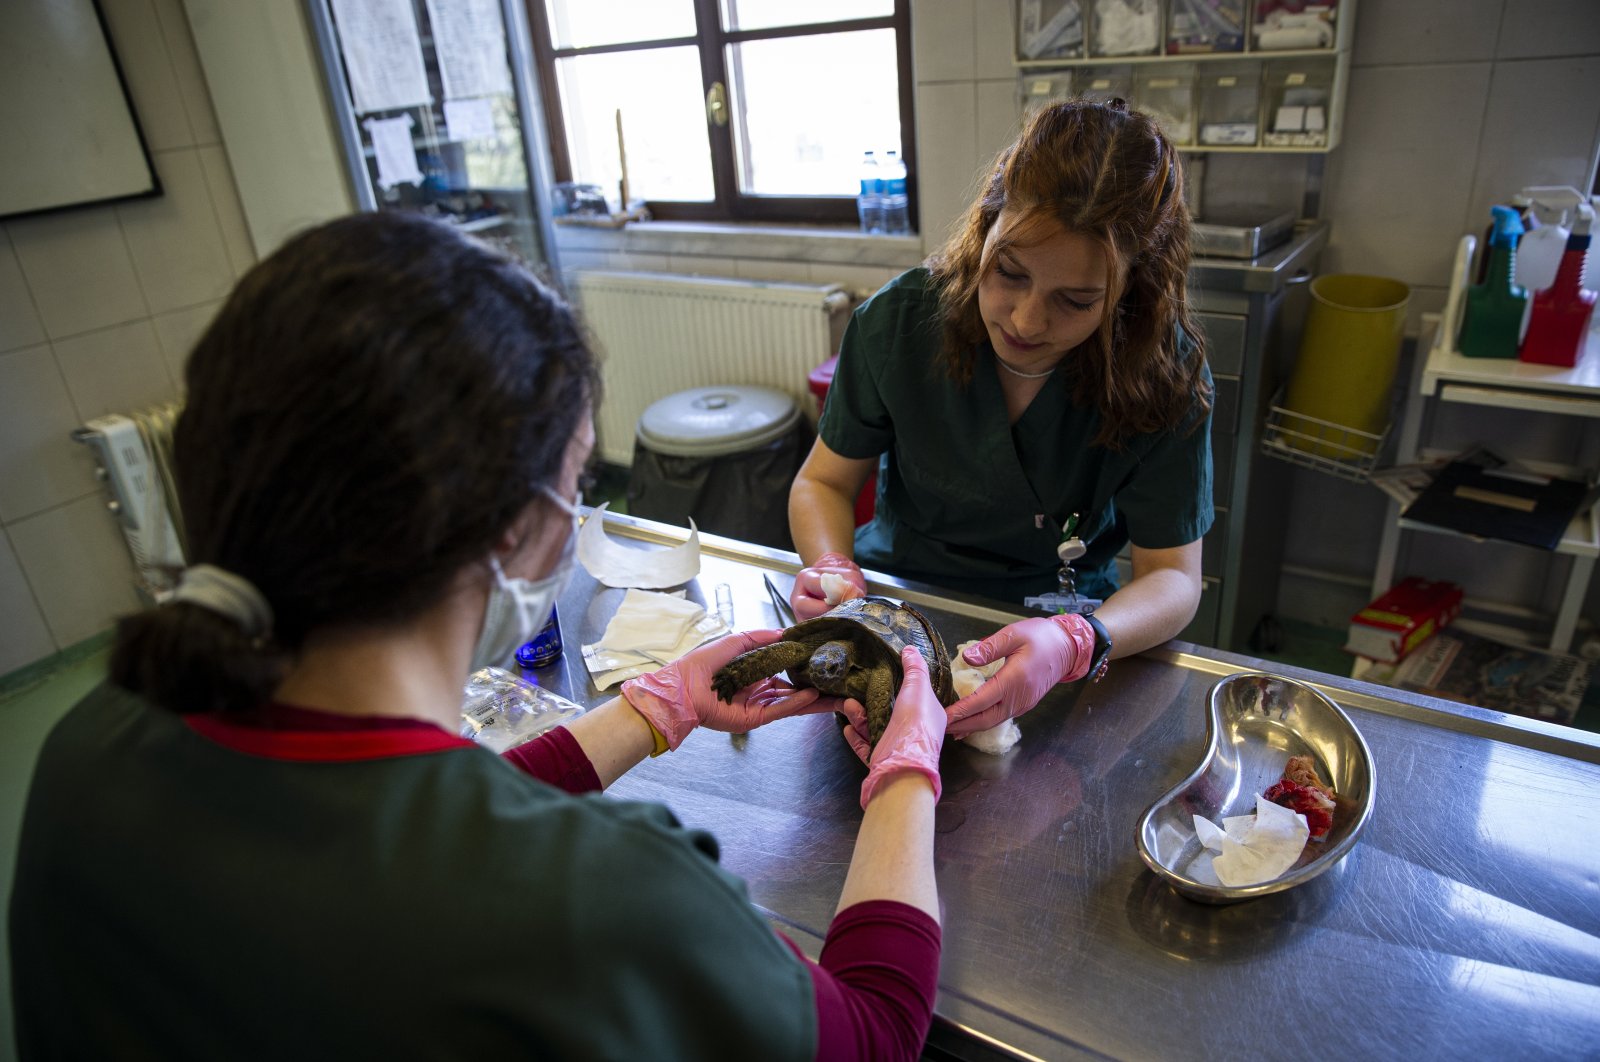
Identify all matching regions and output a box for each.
[763,573,798,627]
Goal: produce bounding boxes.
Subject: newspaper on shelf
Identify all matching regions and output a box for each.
[1360,627,1591,726]
[1368,443,1510,507]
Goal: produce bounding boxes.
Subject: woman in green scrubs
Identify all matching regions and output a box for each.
[789,98,1213,739]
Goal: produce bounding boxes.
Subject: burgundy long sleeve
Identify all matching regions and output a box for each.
[791,901,942,1061]
[500,725,602,793]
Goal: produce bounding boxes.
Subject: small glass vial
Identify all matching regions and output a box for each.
[515,607,563,668]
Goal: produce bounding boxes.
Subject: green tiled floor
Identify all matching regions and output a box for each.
[1244,616,1358,678]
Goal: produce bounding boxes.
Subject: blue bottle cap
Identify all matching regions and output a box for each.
[1489,204,1525,247]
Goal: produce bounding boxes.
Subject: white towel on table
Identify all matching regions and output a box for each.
[581,589,730,690]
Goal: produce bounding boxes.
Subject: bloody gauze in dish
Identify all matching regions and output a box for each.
[1264,754,1336,841]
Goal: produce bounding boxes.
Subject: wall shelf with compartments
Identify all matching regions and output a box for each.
[1015,0,1355,153]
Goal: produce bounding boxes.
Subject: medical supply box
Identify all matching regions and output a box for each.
[1345,577,1464,664]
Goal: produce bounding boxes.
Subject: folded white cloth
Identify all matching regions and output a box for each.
[597,589,706,653]
[580,588,729,690]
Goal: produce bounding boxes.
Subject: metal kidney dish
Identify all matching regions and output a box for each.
[1136,672,1376,904]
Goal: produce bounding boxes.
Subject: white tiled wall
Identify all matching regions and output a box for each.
[1320,63,1493,300]
[909,0,1015,255]
[0,0,252,677]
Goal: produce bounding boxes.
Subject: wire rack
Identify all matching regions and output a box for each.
[1259,388,1388,482]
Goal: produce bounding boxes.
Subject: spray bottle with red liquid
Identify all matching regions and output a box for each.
[1520,201,1596,368]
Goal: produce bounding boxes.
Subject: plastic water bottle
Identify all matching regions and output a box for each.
[880,150,909,235]
[857,151,882,234]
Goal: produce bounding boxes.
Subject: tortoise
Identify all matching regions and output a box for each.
[711,596,957,746]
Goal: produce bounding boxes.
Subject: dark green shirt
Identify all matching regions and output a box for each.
[10,683,815,1061]
[820,268,1213,605]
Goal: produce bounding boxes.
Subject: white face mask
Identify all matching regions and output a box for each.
[469,487,581,671]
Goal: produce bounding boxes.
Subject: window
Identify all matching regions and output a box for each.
[529,0,914,225]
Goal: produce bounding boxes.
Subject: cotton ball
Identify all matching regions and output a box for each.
[953,667,986,699]
[949,639,1002,693]
[956,641,1004,678]
[962,717,1021,755]
[948,639,1018,755]
[819,572,849,606]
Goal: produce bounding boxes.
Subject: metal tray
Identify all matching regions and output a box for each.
[1192,210,1296,260]
[1136,671,1376,904]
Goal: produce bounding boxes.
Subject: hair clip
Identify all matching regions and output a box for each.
[1157,166,1176,208]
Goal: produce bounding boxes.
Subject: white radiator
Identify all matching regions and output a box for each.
[570,270,852,465]
[73,403,188,604]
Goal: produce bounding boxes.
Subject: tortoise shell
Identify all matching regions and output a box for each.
[711,596,956,746]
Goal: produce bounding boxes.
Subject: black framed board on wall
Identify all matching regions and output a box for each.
[0,0,161,221]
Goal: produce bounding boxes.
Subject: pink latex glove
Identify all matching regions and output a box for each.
[621,630,834,751]
[944,614,1095,739]
[845,646,948,809]
[790,551,868,621]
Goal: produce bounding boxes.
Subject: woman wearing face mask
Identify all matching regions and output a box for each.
[11,212,945,1060]
[789,98,1213,740]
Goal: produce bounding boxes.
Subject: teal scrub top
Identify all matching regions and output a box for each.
[818,267,1214,606]
[12,684,817,1060]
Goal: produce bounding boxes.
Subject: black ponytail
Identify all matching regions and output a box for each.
[111,604,287,714]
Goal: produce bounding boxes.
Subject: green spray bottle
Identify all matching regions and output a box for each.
[1460,204,1528,358]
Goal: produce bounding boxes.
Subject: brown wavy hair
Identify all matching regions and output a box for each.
[928,97,1209,449]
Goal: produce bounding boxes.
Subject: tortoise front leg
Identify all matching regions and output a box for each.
[710,640,814,703]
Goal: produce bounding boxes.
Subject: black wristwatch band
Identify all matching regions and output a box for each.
[1082,612,1112,682]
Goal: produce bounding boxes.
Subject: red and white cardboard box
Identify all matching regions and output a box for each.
[1345,577,1464,664]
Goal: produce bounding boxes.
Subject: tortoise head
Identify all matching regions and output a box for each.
[808,639,853,687]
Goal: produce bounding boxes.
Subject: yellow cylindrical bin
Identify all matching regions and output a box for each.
[1281,274,1410,461]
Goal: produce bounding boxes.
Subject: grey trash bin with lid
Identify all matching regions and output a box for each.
[626,385,812,552]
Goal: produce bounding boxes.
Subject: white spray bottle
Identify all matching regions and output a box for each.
[1517,186,1583,294]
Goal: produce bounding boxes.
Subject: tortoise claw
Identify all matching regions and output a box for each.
[709,667,742,704]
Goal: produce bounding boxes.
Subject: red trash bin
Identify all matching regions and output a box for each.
[807,355,877,528]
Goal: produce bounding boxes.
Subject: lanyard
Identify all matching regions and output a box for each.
[1021,511,1098,615]
[1057,511,1087,565]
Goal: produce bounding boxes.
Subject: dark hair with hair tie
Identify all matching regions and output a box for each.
[927,97,1209,449]
[111,212,600,713]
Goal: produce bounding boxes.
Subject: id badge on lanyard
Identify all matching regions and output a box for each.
[1022,511,1102,615]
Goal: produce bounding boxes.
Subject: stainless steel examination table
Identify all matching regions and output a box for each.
[533,510,1600,1060]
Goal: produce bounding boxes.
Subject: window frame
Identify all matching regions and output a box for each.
[527,0,916,226]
